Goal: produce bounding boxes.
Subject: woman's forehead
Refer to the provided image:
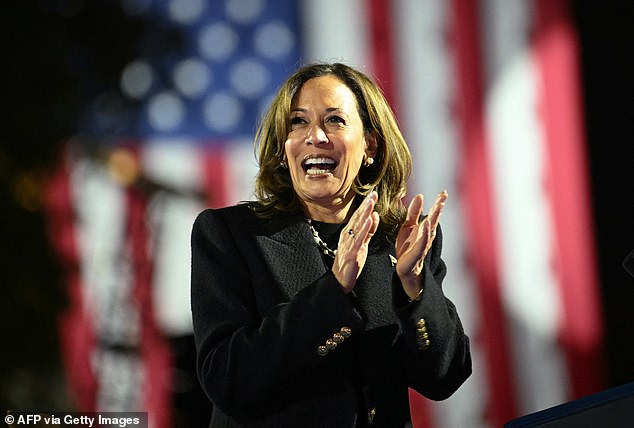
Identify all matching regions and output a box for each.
[291,75,358,110]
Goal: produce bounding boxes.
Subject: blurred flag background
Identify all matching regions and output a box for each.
[1,1,632,428]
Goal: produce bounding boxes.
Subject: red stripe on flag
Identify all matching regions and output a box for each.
[43,147,98,411]
[449,0,518,424]
[202,146,229,208]
[533,0,604,398]
[126,181,172,428]
[408,388,433,428]
[368,0,398,108]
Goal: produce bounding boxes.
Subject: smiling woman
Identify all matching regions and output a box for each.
[283,75,376,223]
[190,62,472,427]
[254,63,412,233]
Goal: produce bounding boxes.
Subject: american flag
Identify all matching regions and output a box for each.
[45,1,604,427]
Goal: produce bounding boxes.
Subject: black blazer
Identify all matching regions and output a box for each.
[191,203,471,427]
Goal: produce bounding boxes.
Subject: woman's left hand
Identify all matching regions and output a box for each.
[395,190,447,299]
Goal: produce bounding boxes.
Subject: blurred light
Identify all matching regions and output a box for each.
[168,0,205,24]
[203,92,243,132]
[199,22,239,61]
[254,21,295,60]
[13,171,42,212]
[148,91,185,131]
[121,60,154,100]
[229,58,270,98]
[173,58,212,98]
[225,0,265,25]
[107,148,140,187]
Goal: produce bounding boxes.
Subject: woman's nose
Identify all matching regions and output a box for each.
[305,124,328,145]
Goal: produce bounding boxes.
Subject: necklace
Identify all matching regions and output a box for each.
[306,219,337,258]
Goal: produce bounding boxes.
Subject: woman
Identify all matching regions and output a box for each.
[191,63,471,427]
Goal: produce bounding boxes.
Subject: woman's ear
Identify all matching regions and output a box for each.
[364,131,378,160]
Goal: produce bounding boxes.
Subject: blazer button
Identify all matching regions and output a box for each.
[317,345,328,356]
[332,333,344,343]
[416,318,430,351]
[340,327,352,338]
[368,407,376,424]
[325,339,337,350]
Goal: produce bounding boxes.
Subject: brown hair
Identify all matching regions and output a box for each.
[254,62,412,234]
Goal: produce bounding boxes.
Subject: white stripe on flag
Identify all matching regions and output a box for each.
[482,0,570,413]
[142,140,207,336]
[70,157,130,333]
[300,0,370,70]
[70,156,145,411]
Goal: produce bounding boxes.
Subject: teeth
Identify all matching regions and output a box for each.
[307,169,331,175]
[304,157,336,166]
[303,157,336,175]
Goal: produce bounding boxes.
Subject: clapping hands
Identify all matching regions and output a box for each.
[395,190,447,299]
[331,190,447,298]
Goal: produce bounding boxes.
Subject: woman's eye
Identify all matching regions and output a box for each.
[290,116,306,126]
[326,115,345,125]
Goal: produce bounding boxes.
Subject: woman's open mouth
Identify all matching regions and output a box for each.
[302,157,337,175]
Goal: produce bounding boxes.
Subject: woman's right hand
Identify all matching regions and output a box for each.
[332,191,380,292]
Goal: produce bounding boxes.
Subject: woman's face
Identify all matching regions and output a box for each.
[284,75,375,218]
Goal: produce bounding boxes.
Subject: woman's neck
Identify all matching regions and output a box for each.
[302,197,355,223]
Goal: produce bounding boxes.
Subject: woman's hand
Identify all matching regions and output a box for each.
[332,191,380,293]
[395,191,447,299]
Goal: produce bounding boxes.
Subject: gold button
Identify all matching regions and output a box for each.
[368,407,376,423]
[332,333,344,343]
[421,332,429,340]
[317,345,328,356]
[340,327,352,338]
[326,339,337,350]
[416,319,426,328]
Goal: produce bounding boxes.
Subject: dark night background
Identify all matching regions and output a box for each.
[574,1,634,388]
[0,0,632,424]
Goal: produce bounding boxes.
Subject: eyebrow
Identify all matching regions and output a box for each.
[290,107,345,113]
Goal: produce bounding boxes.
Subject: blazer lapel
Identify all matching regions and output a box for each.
[255,216,327,297]
[254,214,397,300]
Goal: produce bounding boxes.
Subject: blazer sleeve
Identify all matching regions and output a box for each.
[391,224,472,400]
[190,208,365,420]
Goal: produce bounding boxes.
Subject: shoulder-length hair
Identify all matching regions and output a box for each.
[254,62,412,234]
